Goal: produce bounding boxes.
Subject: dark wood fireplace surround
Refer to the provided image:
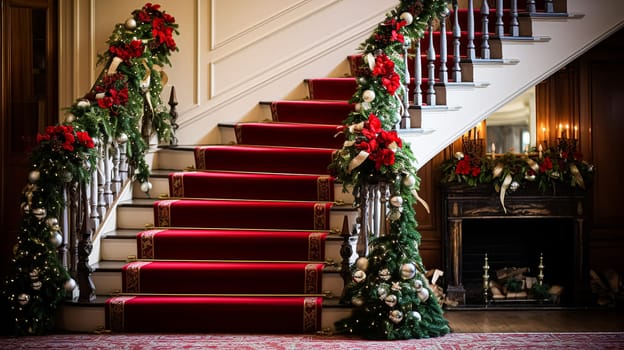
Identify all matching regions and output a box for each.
[442,183,588,307]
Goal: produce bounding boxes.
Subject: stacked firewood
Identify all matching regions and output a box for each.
[590,268,623,306]
[487,267,563,303]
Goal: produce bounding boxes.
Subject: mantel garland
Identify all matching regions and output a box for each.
[1,3,178,336]
[331,0,451,340]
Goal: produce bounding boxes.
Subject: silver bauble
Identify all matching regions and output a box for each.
[525,173,536,181]
[417,287,430,302]
[116,133,129,144]
[362,90,376,103]
[76,99,91,109]
[46,217,60,231]
[140,181,153,193]
[390,196,403,208]
[28,170,40,183]
[377,285,389,300]
[510,181,520,192]
[21,203,31,215]
[378,268,391,281]
[388,209,401,221]
[384,294,397,307]
[455,151,465,160]
[125,17,137,30]
[355,257,369,272]
[17,293,30,305]
[403,174,416,188]
[351,295,364,307]
[413,279,423,290]
[353,270,366,283]
[31,281,42,291]
[400,263,417,280]
[389,310,404,324]
[51,232,63,248]
[550,171,561,179]
[32,207,47,220]
[411,311,422,321]
[62,171,73,183]
[64,278,77,291]
[29,269,40,280]
[400,12,414,25]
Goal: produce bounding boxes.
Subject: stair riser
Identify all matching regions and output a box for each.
[116,205,358,232]
[155,150,195,171]
[132,176,355,204]
[92,269,344,298]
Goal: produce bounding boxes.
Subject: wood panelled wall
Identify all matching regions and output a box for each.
[419,27,624,276]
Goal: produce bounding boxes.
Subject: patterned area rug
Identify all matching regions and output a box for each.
[1,332,623,350]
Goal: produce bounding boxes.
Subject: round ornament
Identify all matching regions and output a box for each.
[355,257,369,271]
[377,285,389,300]
[390,196,403,208]
[65,113,76,123]
[378,268,391,281]
[388,209,401,221]
[362,90,376,103]
[510,181,520,192]
[117,133,129,144]
[46,217,60,231]
[32,208,47,220]
[389,310,404,324]
[455,151,465,160]
[125,17,137,30]
[411,310,422,321]
[64,278,77,291]
[28,170,40,183]
[51,232,63,248]
[140,181,153,193]
[403,174,416,188]
[351,295,364,307]
[76,99,91,109]
[354,103,362,112]
[525,173,536,181]
[400,12,414,25]
[21,203,31,215]
[413,279,423,290]
[550,171,561,179]
[400,263,417,280]
[31,281,42,291]
[358,77,367,84]
[62,171,73,183]
[417,287,430,302]
[384,294,397,307]
[29,269,40,280]
[17,293,30,306]
[353,270,366,283]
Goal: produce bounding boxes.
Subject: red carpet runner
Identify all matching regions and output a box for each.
[105,66,358,333]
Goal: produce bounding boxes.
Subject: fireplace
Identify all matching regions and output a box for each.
[442,183,588,307]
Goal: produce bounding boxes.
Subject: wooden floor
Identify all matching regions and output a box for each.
[445,308,624,332]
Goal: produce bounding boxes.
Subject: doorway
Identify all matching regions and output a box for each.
[0,0,58,276]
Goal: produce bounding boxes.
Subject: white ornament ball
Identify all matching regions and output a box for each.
[32,208,47,220]
[76,99,91,109]
[389,310,404,324]
[117,133,129,144]
[140,181,153,193]
[384,294,397,307]
[390,196,403,208]
[65,113,76,123]
[353,270,366,283]
[64,278,77,291]
[361,101,371,110]
[125,17,137,30]
[351,296,364,307]
[362,90,376,103]
[355,257,369,271]
[378,268,391,281]
[46,217,60,231]
[525,173,536,181]
[411,311,422,321]
[413,279,423,290]
[18,293,30,305]
[400,12,414,25]
[455,151,465,160]
[31,281,42,291]
[377,285,389,300]
[51,232,63,248]
[28,170,40,183]
[417,287,430,302]
[510,181,520,192]
[403,174,416,188]
[550,171,561,179]
[400,263,417,280]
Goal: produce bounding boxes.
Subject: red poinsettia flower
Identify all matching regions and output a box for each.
[76,131,95,149]
[371,53,401,95]
[455,155,472,175]
[539,156,553,173]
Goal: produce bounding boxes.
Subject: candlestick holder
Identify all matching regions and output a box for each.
[555,137,578,155]
[462,137,485,157]
[482,253,490,304]
[537,253,544,286]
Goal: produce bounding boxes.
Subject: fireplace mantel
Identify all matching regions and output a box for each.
[441,183,588,306]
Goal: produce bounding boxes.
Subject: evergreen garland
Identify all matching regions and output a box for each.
[1,3,178,335]
[331,0,450,340]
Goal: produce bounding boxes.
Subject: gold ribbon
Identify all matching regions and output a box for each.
[499,173,512,214]
[347,150,370,173]
[412,189,430,214]
[107,56,123,75]
[569,163,585,189]
[492,163,504,178]
[526,158,540,173]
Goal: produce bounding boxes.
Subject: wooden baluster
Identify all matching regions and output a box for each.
[77,181,96,302]
[426,20,436,106]
[413,39,423,106]
[111,142,121,196]
[495,0,504,37]
[545,0,554,13]
[439,8,449,84]
[168,86,179,146]
[97,145,107,219]
[510,0,519,37]
[339,215,353,304]
[103,140,113,207]
[481,0,490,59]
[452,0,462,82]
[60,187,71,272]
[379,182,389,236]
[86,142,99,231]
[467,0,476,60]
[356,185,369,257]
[526,0,536,13]
[118,141,128,183]
[400,38,411,129]
[68,182,79,278]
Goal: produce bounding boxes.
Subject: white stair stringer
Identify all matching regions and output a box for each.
[405,0,624,166]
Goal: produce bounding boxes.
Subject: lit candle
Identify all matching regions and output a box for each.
[565,124,569,139]
[559,123,564,138]
[524,144,529,154]
[574,125,578,139]
[538,144,543,159]
[542,127,546,143]
[491,142,496,157]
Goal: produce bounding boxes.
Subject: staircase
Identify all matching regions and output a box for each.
[56,0,624,333]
